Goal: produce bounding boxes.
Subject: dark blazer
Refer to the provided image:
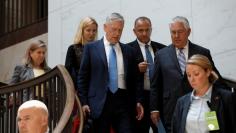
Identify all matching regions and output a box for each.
[172,85,236,133]
[77,38,141,119]
[150,41,222,132]
[65,44,83,89]
[10,64,51,84]
[127,40,166,91]
[128,40,166,133]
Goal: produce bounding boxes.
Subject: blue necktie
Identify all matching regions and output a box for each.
[177,48,186,75]
[108,45,118,93]
[145,45,154,78]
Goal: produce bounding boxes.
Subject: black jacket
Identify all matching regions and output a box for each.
[172,84,236,133]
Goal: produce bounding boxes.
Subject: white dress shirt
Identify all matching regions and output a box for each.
[137,39,154,90]
[185,85,213,133]
[175,41,189,60]
[103,36,126,89]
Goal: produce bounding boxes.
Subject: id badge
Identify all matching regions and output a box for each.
[205,111,219,131]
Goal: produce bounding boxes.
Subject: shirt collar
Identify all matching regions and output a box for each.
[45,127,49,133]
[137,39,151,47]
[190,85,213,101]
[175,41,189,51]
[103,35,119,47]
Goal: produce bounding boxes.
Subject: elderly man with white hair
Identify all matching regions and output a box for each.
[17,100,49,133]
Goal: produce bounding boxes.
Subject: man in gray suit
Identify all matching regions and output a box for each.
[150,16,224,133]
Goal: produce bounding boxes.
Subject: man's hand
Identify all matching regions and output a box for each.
[151,111,160,125]
[82,105,91,118]
[136,103,144,120]
[138,61,149,73]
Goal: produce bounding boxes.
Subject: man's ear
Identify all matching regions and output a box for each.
[187,28,191,36]
[41,116,48,126]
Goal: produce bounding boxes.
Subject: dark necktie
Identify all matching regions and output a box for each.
[108,45,118,93]
[145,44,154,78]
[177,48,186,75]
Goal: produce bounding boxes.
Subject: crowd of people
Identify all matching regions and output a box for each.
[10,13,235,133]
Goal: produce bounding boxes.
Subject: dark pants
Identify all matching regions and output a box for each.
[93,89,133,133]
[135,90,158,133]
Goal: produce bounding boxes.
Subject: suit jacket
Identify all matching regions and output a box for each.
[77,38,141,119]
[150,41,222,131]
[10,64,51,84]
[127,40,166,92]
[172,85,236,133]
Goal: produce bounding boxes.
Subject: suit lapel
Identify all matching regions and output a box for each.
[25,65,34,80]
[119,43,128,75]
[96,39,108,68]
[188,41,198,59]
[134,40,144,61]
[210,87,221,112]
[151,41,157,53]
[182,95,191,132]
[168,45,182,75]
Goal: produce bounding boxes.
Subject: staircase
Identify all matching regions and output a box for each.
[0,65,84,133]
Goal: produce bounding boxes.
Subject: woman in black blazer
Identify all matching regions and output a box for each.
[172,54,236,133]
[64,17,98,133]
[65,17,98,89]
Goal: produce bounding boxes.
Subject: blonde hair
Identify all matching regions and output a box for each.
[23,40,48,68]
[187,54,218,83]
[74,17,98,45]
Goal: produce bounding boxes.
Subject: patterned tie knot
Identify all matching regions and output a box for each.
[179,48,184,53]
[145,44,149,48]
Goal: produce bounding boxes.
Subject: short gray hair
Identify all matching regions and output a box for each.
[170,16,190,29]
[106,12,124,24]
[17,100,48,116]
[134,16,152,27]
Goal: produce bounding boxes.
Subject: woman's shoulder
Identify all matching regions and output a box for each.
[213,85,233,96]
[178,93,192,103]
[67,44,82,49]
[213,85,235,103]
[14,64,28,71]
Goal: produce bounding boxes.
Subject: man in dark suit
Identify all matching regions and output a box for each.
[77,12,144,133]
[127,16,165,133]
[150,16,224,133]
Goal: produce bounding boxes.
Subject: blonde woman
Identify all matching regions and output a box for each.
[172,54,236,133]
[10,40,50,102]
[65,17,98,88]
[65,17,98,133]
[11,40,50,83]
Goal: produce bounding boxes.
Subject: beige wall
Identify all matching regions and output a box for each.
[0,34,48,83]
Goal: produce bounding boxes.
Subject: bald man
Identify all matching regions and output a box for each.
[17,100,49,133]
